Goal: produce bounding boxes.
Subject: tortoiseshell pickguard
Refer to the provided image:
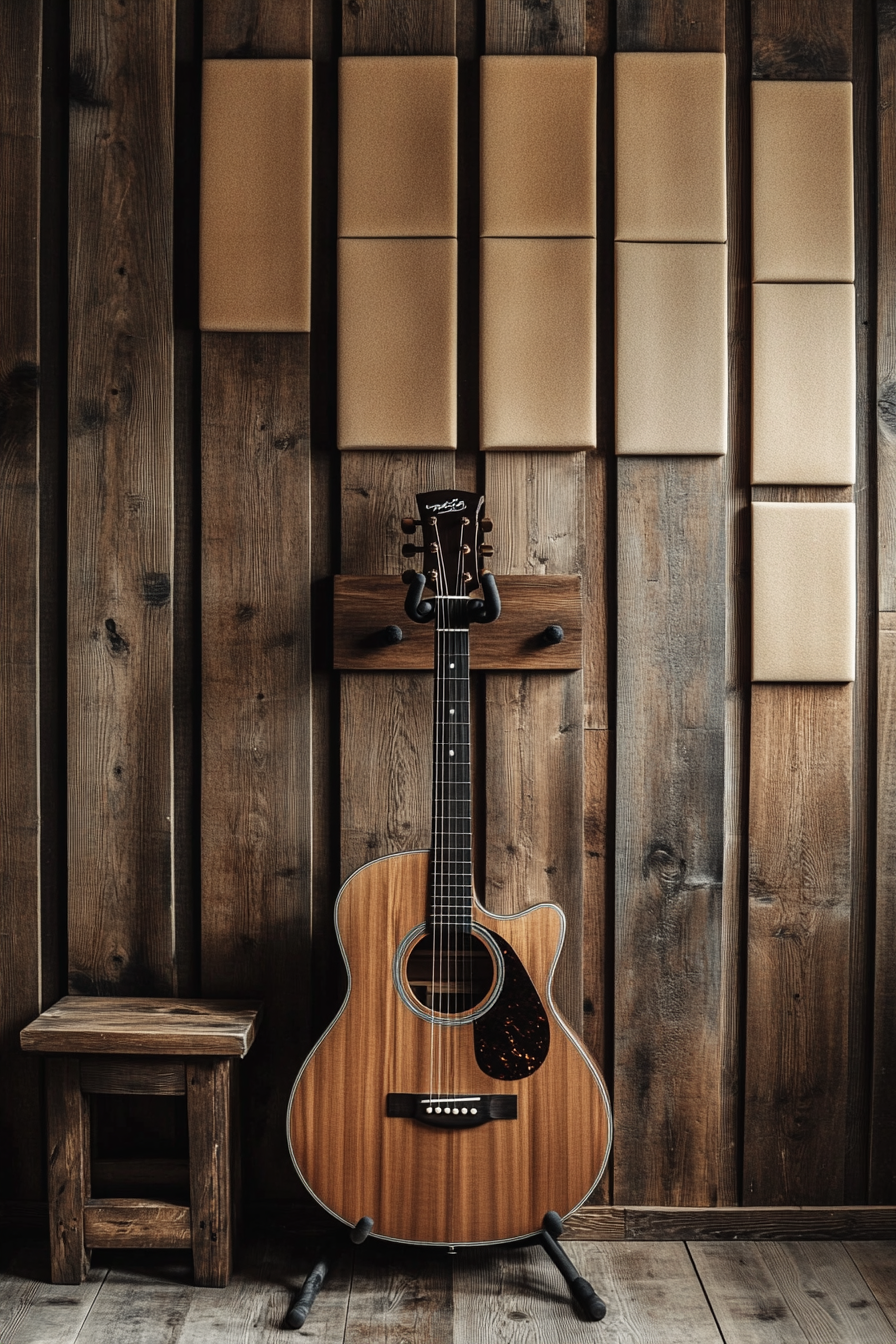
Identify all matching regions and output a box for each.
[474,932,550,1079]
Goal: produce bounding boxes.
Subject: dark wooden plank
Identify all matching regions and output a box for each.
[751,0,852,79]
[21,997,260,1056]
[722,0,751,1223]
[583,728,611,1072]
[333,575,582,670]
[484,0,585,56]
[92,1158,190,1188]
[880,0,896,609]
[79,1058,186,1096]
[872,619,896,1199]
[744,685,853,1205]
[455,1242,722,1343]
[186,1059,232,1283]
[68,0,176,997]
[873,3,896,1206]
[342,0,456,56]
[59,1257,195,1344]
[199,332,310,1201]
[0,0,43,1209]
[617,0,724,53]
[0,1245,106,1344]
[204,1,312,58]
[624,1206,896,1241]
[83,1199,192,1250]
[614,458,727,1206]
[844,1243,896,1328]
[46,1056,90,1284]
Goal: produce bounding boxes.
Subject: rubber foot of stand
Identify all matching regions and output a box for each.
[351,1216,374,1245]
[571,1276,607,1322]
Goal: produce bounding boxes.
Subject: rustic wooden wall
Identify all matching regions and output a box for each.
[0,0,893,1223]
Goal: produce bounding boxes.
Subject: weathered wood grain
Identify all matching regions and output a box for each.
[872,621,896,1200]
[583,729,611,1072]
[0,0,43,1209]
[199,332,310,1200]
[751,0,852,79]
[203,0,312,58]
[187,1059,233,1284]
[341,451,457,575]
[617,0,724,52]
[68,0,175,996]
[83,1199,192,1250]
[484,0,585,56]
[46,1056,91,1284]
[0,1245,106,1344]
[56,1259,195,1344]
[845,1242,896,1328]
[345,1244,452,1344]
[342,0,455,56]
[880,0,896,608]
[623,1205,896,1241]
[21,997,260,1057]
[333,575,583,671]
[614,458,726,1206]
[79,1058,186,1096]
[744,685,853,1205]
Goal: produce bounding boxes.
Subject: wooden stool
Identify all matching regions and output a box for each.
[20,997,261,1287]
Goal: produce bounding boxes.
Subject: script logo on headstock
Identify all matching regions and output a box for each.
[425,498,466,515]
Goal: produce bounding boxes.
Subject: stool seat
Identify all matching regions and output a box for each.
[21,996,262,1288]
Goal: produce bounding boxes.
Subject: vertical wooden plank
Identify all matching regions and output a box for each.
[186,1058,233,1287]
[613,0,728,1209]
[337,5,459,898]
[744,0,862,1208]
[872,0,896,1203]
[482,6,587,1036]
[200,331,311,1200]
[744,685,852,1204]
[68,0,176,995]
[872,619,896,1199]
[0,0,43,1204]
[46,1056,90,1284]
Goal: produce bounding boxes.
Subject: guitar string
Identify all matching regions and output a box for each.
[434,521,450,1102]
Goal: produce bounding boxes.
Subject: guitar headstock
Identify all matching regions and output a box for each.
[401,490,493,598]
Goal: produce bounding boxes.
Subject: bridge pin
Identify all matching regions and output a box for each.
[452,1107,459,1114]
[435,1106,442,1113]
[470,1107,477,1115]
[426,1106,433,1114]
[461,1107,468,1114]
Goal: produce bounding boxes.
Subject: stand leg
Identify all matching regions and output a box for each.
[540,1212,607,1322]
[283,1219,373,1330]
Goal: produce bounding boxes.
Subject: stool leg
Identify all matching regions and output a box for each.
[186,1058,233,1287]
[46,1057,91,1284]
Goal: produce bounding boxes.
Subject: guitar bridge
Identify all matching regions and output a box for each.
[386,1093,517,1128]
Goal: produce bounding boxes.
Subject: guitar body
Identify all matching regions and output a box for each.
[287,849,612,1246]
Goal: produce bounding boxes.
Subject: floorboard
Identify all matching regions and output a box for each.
[3,1235,896,1342]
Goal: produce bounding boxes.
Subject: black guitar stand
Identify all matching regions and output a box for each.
[283,1212,607,1329]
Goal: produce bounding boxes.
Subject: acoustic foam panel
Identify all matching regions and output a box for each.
[480,238,596,450]
[338,57,457,238]
[480,56,597,238]
[615,52,727,243]
[752,80,854,283]
[752,284,856,485]
[338,239,456,450]
[752,502,856,682]
[200,60,312,332]
[615,242,728,455]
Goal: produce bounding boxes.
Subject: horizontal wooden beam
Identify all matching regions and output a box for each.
[333,575,582,670]
[563,1206,896,1241]
[83,1198,192,1248]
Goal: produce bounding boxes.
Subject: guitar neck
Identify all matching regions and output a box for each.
[429,600,472,935]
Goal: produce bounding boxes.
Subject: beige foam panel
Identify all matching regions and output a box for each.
[615,52,727,243]
[752,80,854,283]
[615,242,728,455]
[480,238,596,450]
[338,57,457,238]
[752,284,856,485]
[200,60,312,332]
[480,56,597,238]
[338,239,456,450]
[752,502,855,682]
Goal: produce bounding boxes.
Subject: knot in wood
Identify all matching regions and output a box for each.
[643,844,685,894]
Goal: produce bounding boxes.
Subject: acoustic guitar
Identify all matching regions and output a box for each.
[287,489,612,1246]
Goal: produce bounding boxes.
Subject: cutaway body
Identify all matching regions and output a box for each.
[287,850,612,1246]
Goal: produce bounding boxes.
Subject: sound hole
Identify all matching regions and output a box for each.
[406,932,496,1015]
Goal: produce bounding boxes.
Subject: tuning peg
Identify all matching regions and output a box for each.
[480,518,493,533]
[401,543,424,557]
[479,544,494,557]
[400,517,419,534]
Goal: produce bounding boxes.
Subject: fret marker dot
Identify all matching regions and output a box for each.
[449,709,454,715]
[449,663,454,668]
[449,750,454,757]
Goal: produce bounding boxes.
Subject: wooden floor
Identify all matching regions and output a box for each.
[1,1235,895,1342]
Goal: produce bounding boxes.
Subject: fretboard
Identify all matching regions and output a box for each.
[429,600,472,934]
